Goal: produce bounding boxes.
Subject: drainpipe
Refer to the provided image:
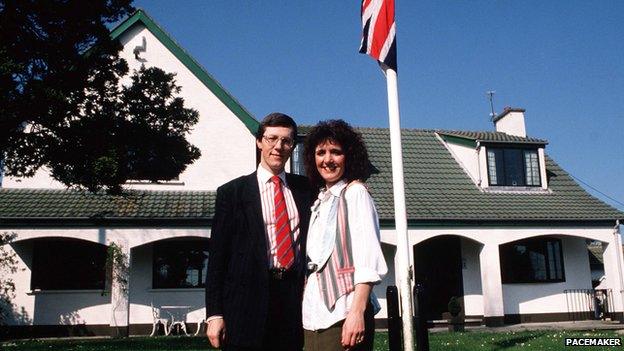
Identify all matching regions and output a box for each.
[614,219,624,323]
[476,141,482,186]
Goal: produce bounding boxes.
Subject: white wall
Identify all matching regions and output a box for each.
[2,23,257,191]
[601,233,624,303]
[438,136,481,187]
[461,238,484,316]
[538,148,548,189]
[4,241,34,325]
[30,293,111,325]
[371,243,396,319]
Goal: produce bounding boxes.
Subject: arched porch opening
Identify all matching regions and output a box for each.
[127,236,209,334]
[7,237,111,330]
[413,235,482,322]
[497,233,620,324]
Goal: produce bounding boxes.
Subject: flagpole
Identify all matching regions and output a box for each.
[383,65,415,351]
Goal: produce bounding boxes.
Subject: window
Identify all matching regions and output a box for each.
[31,239,107,290]
[500,238,565,283]
[290,141,306,175]
[153,239,209,289]
[487,147,541,187]
[125,175,180,184]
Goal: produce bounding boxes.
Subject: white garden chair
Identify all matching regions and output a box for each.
[150,303,169,336]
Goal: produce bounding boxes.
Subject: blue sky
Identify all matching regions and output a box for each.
[132,0,623,211]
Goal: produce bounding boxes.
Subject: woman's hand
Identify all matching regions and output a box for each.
[341,283,373,348]
[341,308,366,348]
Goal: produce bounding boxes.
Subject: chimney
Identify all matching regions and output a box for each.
[493,107,526,137]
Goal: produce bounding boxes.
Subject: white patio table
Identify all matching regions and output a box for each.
[160,305,191,336]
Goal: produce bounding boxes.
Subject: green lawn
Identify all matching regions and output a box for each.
[1,330,622,350]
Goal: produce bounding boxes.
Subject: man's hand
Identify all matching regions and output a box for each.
[206,318,226,348]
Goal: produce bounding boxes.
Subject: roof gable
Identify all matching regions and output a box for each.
[110,9,259,134]
[438,130,548,145]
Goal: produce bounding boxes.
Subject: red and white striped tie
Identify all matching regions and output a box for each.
[272,176,294,268]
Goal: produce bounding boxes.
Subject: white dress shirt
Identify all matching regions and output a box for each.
[256,165,300,268]
[302,180,388,331]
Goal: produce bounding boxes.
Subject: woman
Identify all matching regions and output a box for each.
[302,119,387,351]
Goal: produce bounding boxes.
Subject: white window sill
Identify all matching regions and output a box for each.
[483,186,551,194]
[125,180,185,186]
[27,289,107,295]
[148,288,204,292]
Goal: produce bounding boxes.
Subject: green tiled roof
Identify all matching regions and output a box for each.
[588,243,604,265]
[359,128,622,223]
[0,189,215,224]
[1,128,621,226]
[438,130,548,145]
[588,244,624,266]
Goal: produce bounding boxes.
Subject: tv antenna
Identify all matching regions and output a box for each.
[486,90,497,121]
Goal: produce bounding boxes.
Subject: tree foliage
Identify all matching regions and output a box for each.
[0,0,201,193]
[49,66,200,193]
[0,232,18,325]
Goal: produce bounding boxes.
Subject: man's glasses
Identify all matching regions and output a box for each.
[263,135,294,149]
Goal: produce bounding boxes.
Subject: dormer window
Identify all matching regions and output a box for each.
[436,129,547,191]
[487,147,540,187]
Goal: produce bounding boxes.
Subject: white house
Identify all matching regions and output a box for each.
[1,10,623,338]
[360,110,624,326]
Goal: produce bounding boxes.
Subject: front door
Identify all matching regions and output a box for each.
[413,236,464,321]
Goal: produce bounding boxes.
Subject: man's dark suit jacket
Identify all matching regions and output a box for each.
[205,171,312,349]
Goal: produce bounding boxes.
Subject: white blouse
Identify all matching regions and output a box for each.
[302,180,388,331]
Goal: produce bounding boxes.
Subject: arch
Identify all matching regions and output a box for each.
[12,231,107,246]
[130,234,209,250]
[498,232,605,246]
[414,233,485,246]
[10,229,211,248]
[413,235,468,320]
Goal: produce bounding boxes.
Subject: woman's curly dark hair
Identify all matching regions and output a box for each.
[303,119,371,188]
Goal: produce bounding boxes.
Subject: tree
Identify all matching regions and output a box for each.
[0,232,18,325]
[0,1,201,193]
[49,66,200,193]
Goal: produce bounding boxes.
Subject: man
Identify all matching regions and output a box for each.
[205,112,313,351]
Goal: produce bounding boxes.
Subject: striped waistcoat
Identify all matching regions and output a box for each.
[316,186,355,311]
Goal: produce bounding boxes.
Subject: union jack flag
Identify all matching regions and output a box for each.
[359,0,397,71]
